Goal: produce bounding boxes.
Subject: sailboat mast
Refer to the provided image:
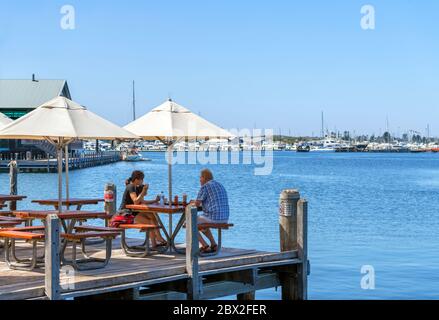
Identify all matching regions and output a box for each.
[132,80,136,121]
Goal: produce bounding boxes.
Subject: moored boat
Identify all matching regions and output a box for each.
[409,148,428,153]
[297,144,310,152]
[122,147,151,161]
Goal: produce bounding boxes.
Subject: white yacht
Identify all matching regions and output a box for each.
[310,139,342,152]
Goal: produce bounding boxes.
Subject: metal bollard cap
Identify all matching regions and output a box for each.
[279,189,300,201]
[104,182,116,189]
[279,189,300,217]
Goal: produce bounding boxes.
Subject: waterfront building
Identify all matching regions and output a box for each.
[0,76,81,156]
[0,75,71,119]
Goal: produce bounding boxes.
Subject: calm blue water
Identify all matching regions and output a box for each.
[1,151,439,299]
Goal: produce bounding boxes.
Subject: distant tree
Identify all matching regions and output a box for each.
[412,134,421,143]
[383,132,391,143]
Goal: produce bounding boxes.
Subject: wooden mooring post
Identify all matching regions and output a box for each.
[45,214,61,300]
[278,189,309,300]
[8,159,18,211]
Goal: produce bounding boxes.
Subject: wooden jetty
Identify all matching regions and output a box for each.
[0,190,309,300]
[0,151,122,173]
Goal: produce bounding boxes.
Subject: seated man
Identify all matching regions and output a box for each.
[193,168,229,253]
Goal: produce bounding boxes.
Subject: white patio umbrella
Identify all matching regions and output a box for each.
[0,112,13,128]
[0,96,139,212]
[124,99,234,204]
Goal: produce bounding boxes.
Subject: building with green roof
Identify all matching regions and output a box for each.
[0,75,71,119]
[0,75,73,155]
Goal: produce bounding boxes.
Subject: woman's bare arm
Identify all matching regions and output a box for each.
[130,192,145,205]
[132,193,160,205]
[129,185,149,205]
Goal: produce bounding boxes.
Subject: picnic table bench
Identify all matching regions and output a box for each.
[0,228,45,270]
[197,223,234,256]
[75,224,161,257]
[0,227,120,271]
[5,210,116,270]
[61,231,120,270]
[0,221,22,228]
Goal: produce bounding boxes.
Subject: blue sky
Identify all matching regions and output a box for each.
[0,0,438,136]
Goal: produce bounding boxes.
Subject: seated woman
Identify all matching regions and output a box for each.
[119,170,167,248]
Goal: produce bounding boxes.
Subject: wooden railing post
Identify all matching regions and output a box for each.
[185,205,200,300]
[45,214,61,300]
[297,198,308,300]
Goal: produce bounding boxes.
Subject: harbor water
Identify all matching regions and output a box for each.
[1,151,438,299]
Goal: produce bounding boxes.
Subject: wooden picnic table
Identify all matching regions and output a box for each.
[127,204,186,214]
[13,210,108,221]
[13,210,109,234]
[12,210,110,257]
[126,203,201,253]
[0,195,27,202]
[0,194,27,211]
[32,198,104,210]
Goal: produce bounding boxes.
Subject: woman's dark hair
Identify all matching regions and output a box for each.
[126,170,144,185]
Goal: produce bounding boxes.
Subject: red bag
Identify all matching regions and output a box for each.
[110,212,135,228]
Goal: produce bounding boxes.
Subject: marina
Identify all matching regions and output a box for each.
[114,134,439,154]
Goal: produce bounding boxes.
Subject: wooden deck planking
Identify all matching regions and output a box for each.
[0,238,298,300]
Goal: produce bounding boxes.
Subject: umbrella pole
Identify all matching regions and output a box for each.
[65,144,69,205]
[57,145,63,213]
[167,143,173,253]
[168,144,172,206]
